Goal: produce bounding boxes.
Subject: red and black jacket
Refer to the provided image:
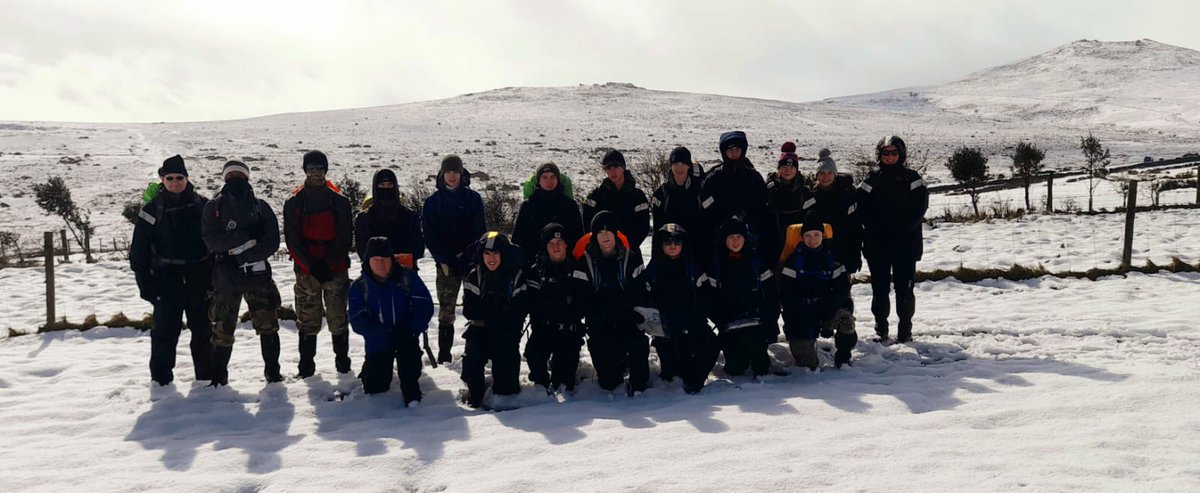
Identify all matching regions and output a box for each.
[283,181,354,275]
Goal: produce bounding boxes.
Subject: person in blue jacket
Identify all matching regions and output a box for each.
[349,237,435,407]
[778,214,855,370]
[422,155,486,363]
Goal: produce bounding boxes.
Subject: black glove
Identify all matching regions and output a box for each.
[135,271,157,304]
[309,261,333,283]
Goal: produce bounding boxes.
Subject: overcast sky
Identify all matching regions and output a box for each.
[3,0,1198,123]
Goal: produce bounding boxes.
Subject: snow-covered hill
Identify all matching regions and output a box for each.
[0,40,1197,247]
[829,39,1200,131]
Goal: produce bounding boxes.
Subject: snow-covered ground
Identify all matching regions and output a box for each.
[1,272,1197,491]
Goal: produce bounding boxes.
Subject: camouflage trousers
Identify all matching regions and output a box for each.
[294,270,350,336]
[209,283,282,348]
[435,266,465,327]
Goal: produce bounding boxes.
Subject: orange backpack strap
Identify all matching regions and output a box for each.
[780,224,804,265]
[572,233,593,260]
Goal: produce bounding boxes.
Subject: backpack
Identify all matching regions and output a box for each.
[778,222,834,266]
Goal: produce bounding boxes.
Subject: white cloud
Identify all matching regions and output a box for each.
[2,0,1199,122]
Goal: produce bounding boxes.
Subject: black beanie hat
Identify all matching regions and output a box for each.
[302,150,329,171]
[601,150,626,168]
[536,162,561,179]
[801,221,825,235]
[365,236,392,259]
[801,212,825,235]
[540,222,567,247]
[158,155,187,177]
[440,154,465,174]
[719,216,749,239]
[668,147,692,166]
[590,210,618,234]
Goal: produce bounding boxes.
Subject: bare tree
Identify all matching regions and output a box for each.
[400,181,432,218]
[631,149,671,193]
[481,184,520,235]
[337,177,367,216]
[0,231,20,268]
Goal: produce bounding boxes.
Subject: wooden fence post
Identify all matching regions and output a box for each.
[1121,180,1138,270]
[44,232,55,329]
[60,229,69,263]
[1045,172,1054,213]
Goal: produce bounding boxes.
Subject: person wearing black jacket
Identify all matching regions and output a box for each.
[582,150,652,253]
[778,217,855,370]
[634,223,719,394]
[201,161,284,385]
[701,217,778,379]
[422,155,486,363]
[283,150,354,378]
[763,142,809,267]
[354,169,424,265]
[460,232,528,410]
[574,211,648,396]
[699,131,768,250]
[130,155,213,386]
[803,149,863,275]
[650,146,709,264]
[512,162,584,264]
[858,136,929,343]
[523,223,586,394]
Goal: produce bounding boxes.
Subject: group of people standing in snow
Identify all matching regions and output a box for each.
[129,131,927,409]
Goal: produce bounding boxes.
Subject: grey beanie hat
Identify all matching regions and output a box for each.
[815,152,837,175]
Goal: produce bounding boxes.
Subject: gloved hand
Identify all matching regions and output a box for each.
[845,259,862,273]
[135,271,157,304]
[309,261,333,283]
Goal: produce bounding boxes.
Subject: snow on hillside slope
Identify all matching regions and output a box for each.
[830,39,1200,132]
[3,40,1200,242]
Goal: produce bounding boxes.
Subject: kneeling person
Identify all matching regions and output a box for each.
[461,232,529,409]
[575,211,649,396]
[778,216,855,369]
[349,237,435,406]
[525,223,586,394]
[703,217,778,379]
[635,224,719,394]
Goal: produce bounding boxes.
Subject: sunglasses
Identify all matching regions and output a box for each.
[163,175,187,181]
[663,240,684,246]
[880,150,900,156]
